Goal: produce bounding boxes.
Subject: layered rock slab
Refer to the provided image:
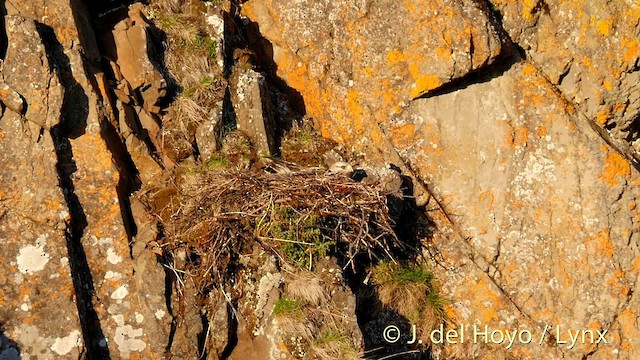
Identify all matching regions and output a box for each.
[242,0,505,150]
[387,62,640,359]
[0,112,83,358]
[0,1,172,358]
[491,0,640,166]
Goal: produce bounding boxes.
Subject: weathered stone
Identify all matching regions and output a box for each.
[205,11,225,72]
[2,16,62,130]
[106,4,167,114]
[195,100,224,160]
[0,83,25,115]
[242,0,505,149]
[242,1,640,359]
[0,111,83,359]
[491,0,640,166]
[385,62,640,359]
[230,66,276,155]
[1,1,172,358]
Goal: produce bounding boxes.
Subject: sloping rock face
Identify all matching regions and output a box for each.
[243,0,640,359]
[492,0,640,165]
[242,0,506,157]
[0,1,170,358]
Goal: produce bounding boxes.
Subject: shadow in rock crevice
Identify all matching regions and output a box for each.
[35,22,89,138]
[413,51,522,101]
[225,2,307,156]
[414,0,524,101]
[340,172,434,360]
[71,0,144,257]
[0,326,21,360]
[36,16,110,360]
[51,125,111,360]
[0,0,7,60]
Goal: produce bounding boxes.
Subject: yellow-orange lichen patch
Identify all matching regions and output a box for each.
[618,308,638,338]
[522,0,537,21]
[521,63,538,78]
[535,125,547,137]
[621,38,640,64]
[631,255,640,273]
[385,49,406,66]
[599,149,631,186]
[596,18,613,36]
[606,269,629,297]
[603,80,614,91]
[594,229,615,258]
[276,50,324,126]
[514,126,528,148]
[389,124,417,149]
[597,110,611,125]
[409,69,442,98]
[435,47,451,61]
[468,280,501,324]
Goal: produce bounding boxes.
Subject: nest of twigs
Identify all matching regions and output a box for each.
[161,168,402,293]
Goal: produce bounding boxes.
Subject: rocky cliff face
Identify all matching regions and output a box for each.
[241,0,640,359]
[1,0,639,359]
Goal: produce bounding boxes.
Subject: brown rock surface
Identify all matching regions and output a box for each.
[0,1,171,358]
[242,0,505,151]
[230,66,276,155]
[2,16,62,130]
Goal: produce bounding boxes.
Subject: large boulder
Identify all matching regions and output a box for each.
[242,0,505,152]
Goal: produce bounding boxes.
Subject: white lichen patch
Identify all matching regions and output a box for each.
[111,285,129,300]
[57,209,69,220]
[114,325,147,355]
[154,310,166,319]
[91,236,114,247]
[112,314,125,326]
[135,312,144,324]
[106,248,122,265]
[511,149,557,201]
[104,271,122,281]
[11,325,55,357]
[50,330,82,356]
[16,235,50,274]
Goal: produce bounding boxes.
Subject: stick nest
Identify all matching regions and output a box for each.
[160,169,402,293]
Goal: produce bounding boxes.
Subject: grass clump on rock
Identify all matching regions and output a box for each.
[273,297,304,318]
[372,260,446,340]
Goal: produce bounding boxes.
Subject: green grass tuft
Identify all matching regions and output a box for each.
[261,206,336,270]
[273,297,304,317]
[205,153,229,170]
[374,261,434,285]
[179,33,217,60]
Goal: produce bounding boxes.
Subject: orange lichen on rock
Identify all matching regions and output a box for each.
[388,123,417,148]
[606,269,630,297]
[593,229,615,258]
[468,280,501,324]
[599,148,631,186]
[242,0,502,161]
